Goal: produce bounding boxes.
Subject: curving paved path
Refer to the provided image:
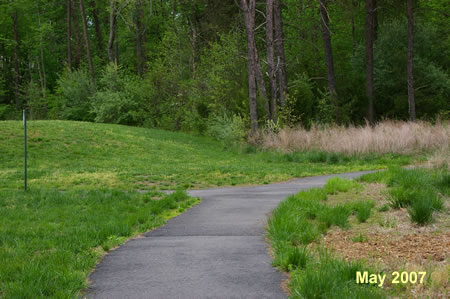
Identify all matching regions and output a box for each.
[86,171,375,299]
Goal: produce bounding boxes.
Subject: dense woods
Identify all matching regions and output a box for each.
[0,0,448,132]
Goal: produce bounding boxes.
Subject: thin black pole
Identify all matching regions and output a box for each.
[24,109,27,191]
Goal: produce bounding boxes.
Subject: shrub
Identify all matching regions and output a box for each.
[56,68,96,121]
[207,114,247,146]
[91,64,150,125]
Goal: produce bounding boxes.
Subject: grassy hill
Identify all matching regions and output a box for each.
[0,120,411,191]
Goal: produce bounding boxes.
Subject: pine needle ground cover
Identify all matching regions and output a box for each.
[268,168,449,298]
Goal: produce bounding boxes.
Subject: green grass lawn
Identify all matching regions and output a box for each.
[0,120,413,191]
[0,120,415,297]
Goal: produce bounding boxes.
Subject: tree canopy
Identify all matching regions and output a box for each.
[0,0,448,128]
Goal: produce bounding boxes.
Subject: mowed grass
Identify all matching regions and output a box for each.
[0,120,412,191]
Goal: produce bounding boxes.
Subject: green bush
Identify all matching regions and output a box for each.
[206,114,247,146]
[56,68,96,121]
[91,64,150,126]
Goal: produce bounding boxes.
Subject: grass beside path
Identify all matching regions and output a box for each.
[0,189,199,297]
[0,120,415,297]
[0,120,413,191]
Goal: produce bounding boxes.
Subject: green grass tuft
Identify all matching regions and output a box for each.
[273,242,310,271]
[290,250,385,299]
[324,177,360,194]
[350,200,375,223]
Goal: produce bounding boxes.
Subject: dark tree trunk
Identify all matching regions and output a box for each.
[319,0,338,119]
[253,45,269,115]
[135,0,146,76]
[273,0,287,107]
[12,12,20,109]
[173,0,177,19]
[79,0,94,79]
[373,0,378,41]
[266,0,277,120]
[365,0,375,125]
[108,0,117,63]
[72,0,82,67]
[67,0,72,70]
[90,0,104,54]
[37,5,47,104]
[407,0,416,121]
[241,0,258,132]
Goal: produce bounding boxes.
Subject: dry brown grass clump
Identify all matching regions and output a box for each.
[259,120,449,155]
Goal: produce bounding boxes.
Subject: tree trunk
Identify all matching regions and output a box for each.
[373,0,378,41]
[253,45,269,115]
[365,0,375,125]
[108,0,117,63]
[67,0,72,70]
[266,0,277,121]
[319,0,338,120]
[273,0,287,107]
[135,0,146,76]
[79,0,94,79]
[173,0,177,19]
[37,5,47,109]
[72,0,82,68]
[12,11,20,109]
[407,0,416,121]
[241,0,258,132]
[90,0,104,54]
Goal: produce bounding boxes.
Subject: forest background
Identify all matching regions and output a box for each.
[0,0,448,135]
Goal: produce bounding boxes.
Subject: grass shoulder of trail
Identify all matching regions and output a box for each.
[0,189,200,297]
[0,120,415,191]
[267,167,449,298]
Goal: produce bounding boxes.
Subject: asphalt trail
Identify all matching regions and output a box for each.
[86,170,375,299]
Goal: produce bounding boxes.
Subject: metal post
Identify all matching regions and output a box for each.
[23,110,27,191]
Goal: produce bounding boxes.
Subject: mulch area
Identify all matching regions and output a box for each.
[322,231,449,267]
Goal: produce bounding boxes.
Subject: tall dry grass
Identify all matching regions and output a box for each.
[259,120,449,156]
